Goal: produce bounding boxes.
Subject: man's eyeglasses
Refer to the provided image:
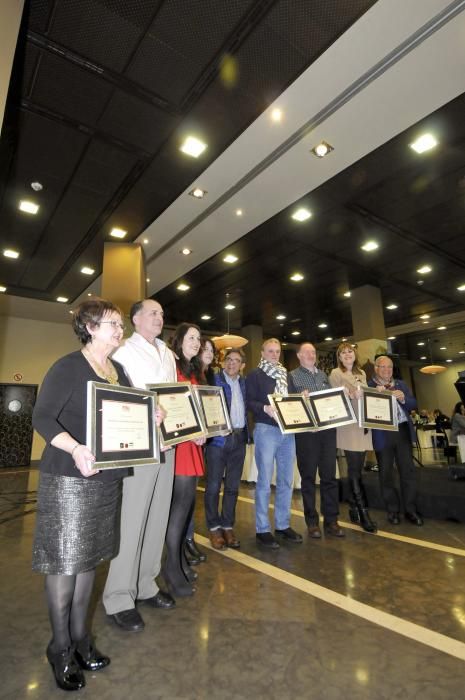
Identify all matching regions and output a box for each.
[99,321,125,331]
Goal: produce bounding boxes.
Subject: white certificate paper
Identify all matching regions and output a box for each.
[161,392,198,433]
[278,400,310,425]
[101,400,149,452]
[365,395,392,422]
[313,394,347,422]
[202,394,225,427]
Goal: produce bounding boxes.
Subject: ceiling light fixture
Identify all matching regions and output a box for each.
[143,238,149,244]
[177,283,190,291]
[290,272,304,282]
[361,240,379,252]
[223,254,238,264]
[417,342,425,346]
[438,326,447,330]
[388,336,396,340]
[180,136,207,158]
[271,108,282,122]
[410,133,438,154]
[311,141,334,158]
[291,208,312,222]
[324,336,333,341]
[110,227,127,239]
[19,200,39,214]
[212,293,248,350]
[3,249,19,259]
[420,356,427,360]
[457,284,465,291]
[343,291,351,298]
[201,314,211,321]
[236,209,243,216]
[318,323,328,329]
[419,314,430,319]
[224,303,235,310]
[31,181,43,191]
[419,338,446,375]
[189,187,207,199]
[0,286,6,293]
[81,266,94,275]
[440,346,447,350]
[386,304,398,310]
[146,278,150,283]
[56,296,68,303]
[291,331,301,336]
[446,359,453,363]
[180,248,192,255]
[417,265,432,274]
[459,351,465,355]
[276,314,286,320]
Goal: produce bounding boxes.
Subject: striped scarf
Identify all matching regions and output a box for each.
[258,358,288,396]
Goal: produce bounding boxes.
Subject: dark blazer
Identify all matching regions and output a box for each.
[209,370,248,448]
[367,377,417,450]
[246,368,278,427]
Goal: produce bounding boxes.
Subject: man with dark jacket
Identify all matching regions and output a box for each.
[204,348,247,550]
[368,355,423,526]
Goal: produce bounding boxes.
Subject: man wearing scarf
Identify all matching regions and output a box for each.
[368,355,423,526]
[246,338,303,548]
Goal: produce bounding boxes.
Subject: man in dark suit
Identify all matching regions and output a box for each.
[368,355,423,526]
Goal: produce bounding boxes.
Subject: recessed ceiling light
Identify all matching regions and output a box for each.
[409,133,438,154]
[318,323,328,329]
[19,200,39,214]
[291,330,301,336]
[146,278,150,283]
[180,136,207,158]
[189,187,207,199]
[110,227,127,239]
[56,296,68,303]
[422,321,429,325]
[201,314,211,321]
[281,342,288,346]
[0,285,6,292]
[180,248,192,255]
[276,314,286,320]
[291,208,312,222]
[386,304,398,310]
[223,254,238,264]
[3,249,19,259]
[361,240,379,252]
[324,336,333,341]
[143,238,149,244]
[417,265,432,274]
[440,346,447,350]
[342,337,347,342]
[417,342,425,346]
[290,272,304,282]
[271,108,283,122]
[446,359,453,363]
[31,181,43,191]
[459,351,465,355]
[81,266,94,275]
[87,293,92,296]
[388,336,396,340]
[420,356,427,360]
[225,303,235,310]
[438,326,447,330]
[235,209,243,217]
[343,291,351,298]
[457,284,465,291]
[311,141,334,158]
[419,314,430,319]
[177,283,190,291]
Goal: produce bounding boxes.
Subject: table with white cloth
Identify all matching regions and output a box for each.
[241,443,340,488]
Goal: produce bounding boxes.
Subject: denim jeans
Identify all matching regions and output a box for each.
[253,422,295,533]
[204,430,247,529]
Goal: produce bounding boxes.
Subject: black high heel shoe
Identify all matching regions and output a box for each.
[74,634,110,672]
[163,568,196,597]
[185,537,206,562]
[46,644,86,691]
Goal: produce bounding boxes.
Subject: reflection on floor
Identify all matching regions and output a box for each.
[2,467,465,699]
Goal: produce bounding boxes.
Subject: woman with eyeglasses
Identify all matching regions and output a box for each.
[32,299,130,691]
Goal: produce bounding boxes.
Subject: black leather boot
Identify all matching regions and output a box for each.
[349,476,377,533]
[74,634,110,672]
[185,537,206,562]
[348,507,360,524]
[46,644,86,691]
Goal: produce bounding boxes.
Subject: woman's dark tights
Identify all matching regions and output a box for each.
[164,475,197,596]
[45,569,95,652]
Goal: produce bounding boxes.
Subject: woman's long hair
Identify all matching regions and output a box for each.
[452,401,464,417]
[171,323,204,382]
[200,337,217,385]
[336,342,363,375]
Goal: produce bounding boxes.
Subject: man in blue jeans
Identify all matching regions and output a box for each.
[246,338,302,549]
[204,348,248,550]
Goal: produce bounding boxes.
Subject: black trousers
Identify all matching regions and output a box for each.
[295,429,338,526]
[375,422,417,514]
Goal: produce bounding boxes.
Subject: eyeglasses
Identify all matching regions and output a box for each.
[225,358,242,363]
[99,321,125,331]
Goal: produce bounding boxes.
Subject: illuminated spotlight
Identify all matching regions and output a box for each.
[446,359,453,363]
[225,303,235,310]
[343,291,351,298]
[56,296,68,303]
[146,278,150,283]
[386,304,398,310]
[276,314,286,320]
[3,249,19,259]
[19,199,39,214]
[420,356,427,360]
[110,227,127,239]
[201,314,211,320]
[81,266,94,275]
[342,337,347,341]
[180,248,192,255]
[438,325,447,330]
[0,285,6,292]
[311,141,334,158]
[324,336,333,341]
[422,321,429,324]
[409,133,438,154]
[291,330,301,336]
[223,254,238,264]
[419,314,430,319]
[318,323,327,329]
[361,240,378,252]
[143,238,149,244]
[417,342,425,346]
[459,351,465,355]
[440,346,447,350]
[177,283,190,291]
[417,265,432,274]
[290,272,304,282]
[235,209,243,216]
[189,187,207,199]
[271,108,283,122]
[180,136,207,158]
[291,208,312,222]
[457,284,465,291]
[388,336,396,340]
[31,181,43,191]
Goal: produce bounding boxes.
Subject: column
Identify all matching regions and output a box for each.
[101,242,145,318]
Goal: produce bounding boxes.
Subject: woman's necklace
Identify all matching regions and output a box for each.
[82,346,118,385]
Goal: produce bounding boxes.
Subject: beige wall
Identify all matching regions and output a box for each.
[0,315,79,459]
[412,362,465,417]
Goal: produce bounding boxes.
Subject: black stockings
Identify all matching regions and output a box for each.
[164,475,196,595]
[45,569,95,652]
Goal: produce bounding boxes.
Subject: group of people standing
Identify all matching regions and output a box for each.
[31,297,424,692]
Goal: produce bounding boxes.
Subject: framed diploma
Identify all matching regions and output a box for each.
[267,393,317,434]
[307,387,356,431]
[86,382,159,469]
[192,385,232,438]
[358,388,399,431]
[147,382,205,447]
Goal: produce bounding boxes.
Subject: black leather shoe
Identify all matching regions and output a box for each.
[185,550,201,566]
[109,608,145,631]
[405,511,424,526]
[185,538,206,562]
[256,532,280,549]
[74,635,110,671]
[137,590,176,609]
[275,527,303,543]
[46,644,86,691]
[387,512,401,525]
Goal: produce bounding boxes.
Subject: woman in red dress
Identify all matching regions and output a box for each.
[164,324,205,596]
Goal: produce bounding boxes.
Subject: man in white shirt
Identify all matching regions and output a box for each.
[103,299,177,631]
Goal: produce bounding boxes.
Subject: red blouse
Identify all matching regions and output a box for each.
[174,368,205,477]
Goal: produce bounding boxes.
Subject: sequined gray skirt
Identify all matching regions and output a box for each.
[32,473,122,575]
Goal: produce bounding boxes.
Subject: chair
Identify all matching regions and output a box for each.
[443,430,457,465]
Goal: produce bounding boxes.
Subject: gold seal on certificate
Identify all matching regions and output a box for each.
[192,386,232,437]
[267,394,317,434]
[358,388,398,431]
[147,382,205,447]
[86,382,159,469]
[306,387,357,431]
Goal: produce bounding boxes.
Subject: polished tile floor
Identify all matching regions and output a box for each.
[2,467,465,699]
